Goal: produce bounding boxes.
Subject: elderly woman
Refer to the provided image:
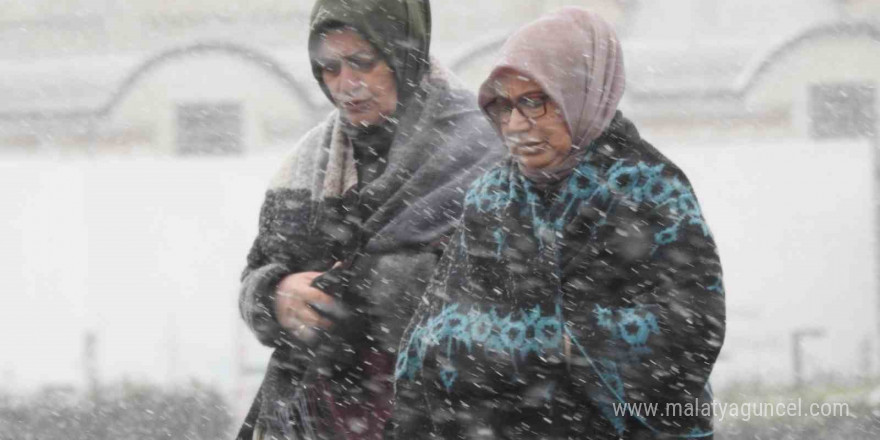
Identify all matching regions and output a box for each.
[393,8,725,440]
[236,0,503,439]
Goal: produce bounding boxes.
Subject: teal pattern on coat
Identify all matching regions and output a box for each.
[396,303,566,391]
[464,154,711,254]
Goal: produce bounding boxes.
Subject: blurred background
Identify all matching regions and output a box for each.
[1,0,879,438]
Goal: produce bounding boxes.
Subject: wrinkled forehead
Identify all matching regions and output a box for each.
[314,26,377,57]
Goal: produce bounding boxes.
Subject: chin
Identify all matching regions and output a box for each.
[345,113,381,127]
[516,156,550,172]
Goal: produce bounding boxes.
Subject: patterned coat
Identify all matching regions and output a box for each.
[393,113,726,439]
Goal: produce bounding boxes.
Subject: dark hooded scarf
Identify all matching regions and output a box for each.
[308,0,433,191]
[308,0,431,107]
[392,8,725,440]
[236,1,504,439]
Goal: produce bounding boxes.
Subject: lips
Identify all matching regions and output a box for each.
[510,142,546,156]
[342,99,372,113]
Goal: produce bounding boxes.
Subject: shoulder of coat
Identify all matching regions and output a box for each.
[268,111,338,190]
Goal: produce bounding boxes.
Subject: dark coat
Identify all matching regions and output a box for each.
[393,114,726,439]
[236,63,504,440]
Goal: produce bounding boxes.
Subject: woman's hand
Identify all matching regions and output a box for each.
[274,271,337,342]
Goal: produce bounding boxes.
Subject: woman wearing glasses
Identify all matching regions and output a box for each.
[393,7,725,439]
[236,0,503,438]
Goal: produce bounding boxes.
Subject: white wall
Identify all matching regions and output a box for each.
[0,156,282,397]
[1,138,875,397]
[662,139,877,386]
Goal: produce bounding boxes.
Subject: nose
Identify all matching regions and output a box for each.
[503,107,532,134]
[335,65,363,95]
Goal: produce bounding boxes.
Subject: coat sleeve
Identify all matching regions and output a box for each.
[238,188,347,348]
[238,125,329,348]
[238,191,297,348]
[562,162,726,437]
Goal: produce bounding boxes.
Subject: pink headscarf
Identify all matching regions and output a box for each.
[478,7,626,186]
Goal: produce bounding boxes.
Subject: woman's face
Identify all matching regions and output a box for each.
[486,71,572,172]
[315,28,398,127]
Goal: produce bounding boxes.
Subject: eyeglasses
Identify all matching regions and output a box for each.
[314,52,381,76]
[483,93,552,125]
